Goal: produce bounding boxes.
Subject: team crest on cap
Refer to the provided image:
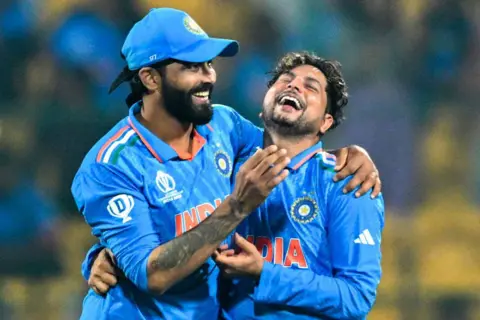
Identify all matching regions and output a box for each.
[214,150,232,177]
[290,196,319,224]
[183,16,206,35]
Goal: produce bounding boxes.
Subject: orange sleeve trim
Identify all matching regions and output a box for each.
[128,118,164,163]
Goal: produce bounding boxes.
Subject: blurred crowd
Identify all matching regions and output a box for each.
[0,0,479,319]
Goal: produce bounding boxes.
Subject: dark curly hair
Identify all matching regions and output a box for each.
[267,51,348,130]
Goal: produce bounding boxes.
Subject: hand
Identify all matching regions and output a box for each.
[330,145,381,198]
[88,248,119,295]
[213,233,264,279]
[231,145,290,214]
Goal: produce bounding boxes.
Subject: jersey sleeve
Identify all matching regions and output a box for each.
[72,163,162,292]
[253,183,384,319]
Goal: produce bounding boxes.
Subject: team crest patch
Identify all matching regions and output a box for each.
[290,196,319,224]
[214,150,232,177]
[183,16,206,35]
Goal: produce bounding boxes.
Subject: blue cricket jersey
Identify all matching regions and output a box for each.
[223,140,385,320]
[72,102,262,320]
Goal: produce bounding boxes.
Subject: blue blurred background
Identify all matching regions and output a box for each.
[0,0,479,319]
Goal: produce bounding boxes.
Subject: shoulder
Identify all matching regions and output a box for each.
[77,118,144,174]
[72,119,144,201]
[209,104,260,132]
[209,104,245,128]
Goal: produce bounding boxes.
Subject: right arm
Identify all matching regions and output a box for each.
[74,146,289,295]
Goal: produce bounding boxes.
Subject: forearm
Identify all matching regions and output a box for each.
[146,196,247,294]
[254,263,377,319]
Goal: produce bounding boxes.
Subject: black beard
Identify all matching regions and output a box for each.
[261,106,317,137]
[162,80,213,125]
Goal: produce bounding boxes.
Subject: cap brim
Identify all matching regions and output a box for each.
[172,38,239,63]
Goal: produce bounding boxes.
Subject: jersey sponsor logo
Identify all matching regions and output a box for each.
[246,235,308,269]
[290,196,319,224]
[214,150,232,177]
[156,170,183,204]
[107,194,134,223]
[175,197,227,236]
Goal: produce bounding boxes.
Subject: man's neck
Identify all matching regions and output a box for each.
[263,130,322,159]
[137,97,194,154]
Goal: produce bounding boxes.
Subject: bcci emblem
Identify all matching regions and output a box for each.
[183,16,206,35]
[290,196,319,224]
[214,150,231,177]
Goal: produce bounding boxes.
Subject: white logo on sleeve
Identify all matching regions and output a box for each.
[107,194,135,223]
[354,229,375,245]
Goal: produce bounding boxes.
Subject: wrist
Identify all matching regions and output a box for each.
[226,195,249,219]
[254,259,264,280]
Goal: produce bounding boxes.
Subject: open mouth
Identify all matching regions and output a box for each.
[278,94,302,111]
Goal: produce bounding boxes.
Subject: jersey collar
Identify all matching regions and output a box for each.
[287,140,324,171]
[128,102,212,163]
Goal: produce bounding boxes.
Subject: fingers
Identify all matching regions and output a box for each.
[330,147,348,171]
[98,258,116,275]
[240,145,279,172]
[253,149,288,176]
[261,155,290,181]
[266,169,289,189]
[218,244,229,251]
[91,285,101,295]
[333,161,358,182]
[91,281,110,295]
[214,254,240,268]
[234,233,254,252]
[221,249,235,257]
[89,274,111,295]
[371,177,382,198]
[100,273,118,287]
[213,244,234,260]
[343,170,369,195]
[353,172,378,198]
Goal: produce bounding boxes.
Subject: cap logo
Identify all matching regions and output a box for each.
[183,16,206,35]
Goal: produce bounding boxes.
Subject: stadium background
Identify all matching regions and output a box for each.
[0,0,479,319]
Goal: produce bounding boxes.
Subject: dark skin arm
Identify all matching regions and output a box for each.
[92,146,290,295]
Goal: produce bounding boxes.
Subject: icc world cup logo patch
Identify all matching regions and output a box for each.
[290,196,319,224]
[214,150,232,177]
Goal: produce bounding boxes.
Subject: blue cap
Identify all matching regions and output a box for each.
[109,8,239,93]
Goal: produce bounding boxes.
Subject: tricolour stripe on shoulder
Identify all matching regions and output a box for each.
[96,125,130,162]
[101,129,137,164]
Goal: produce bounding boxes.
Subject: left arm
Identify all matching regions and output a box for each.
[216,187,384,319]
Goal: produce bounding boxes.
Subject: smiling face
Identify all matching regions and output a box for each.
[262,64,333,137]
[139,60,217,125]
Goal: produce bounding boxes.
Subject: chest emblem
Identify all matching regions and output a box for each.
[214,150,232,177]
[156,170,183,204]
[290,196,319,224]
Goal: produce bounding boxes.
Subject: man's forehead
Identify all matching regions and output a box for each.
[287,64,327,85]
[290,64,323,76]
